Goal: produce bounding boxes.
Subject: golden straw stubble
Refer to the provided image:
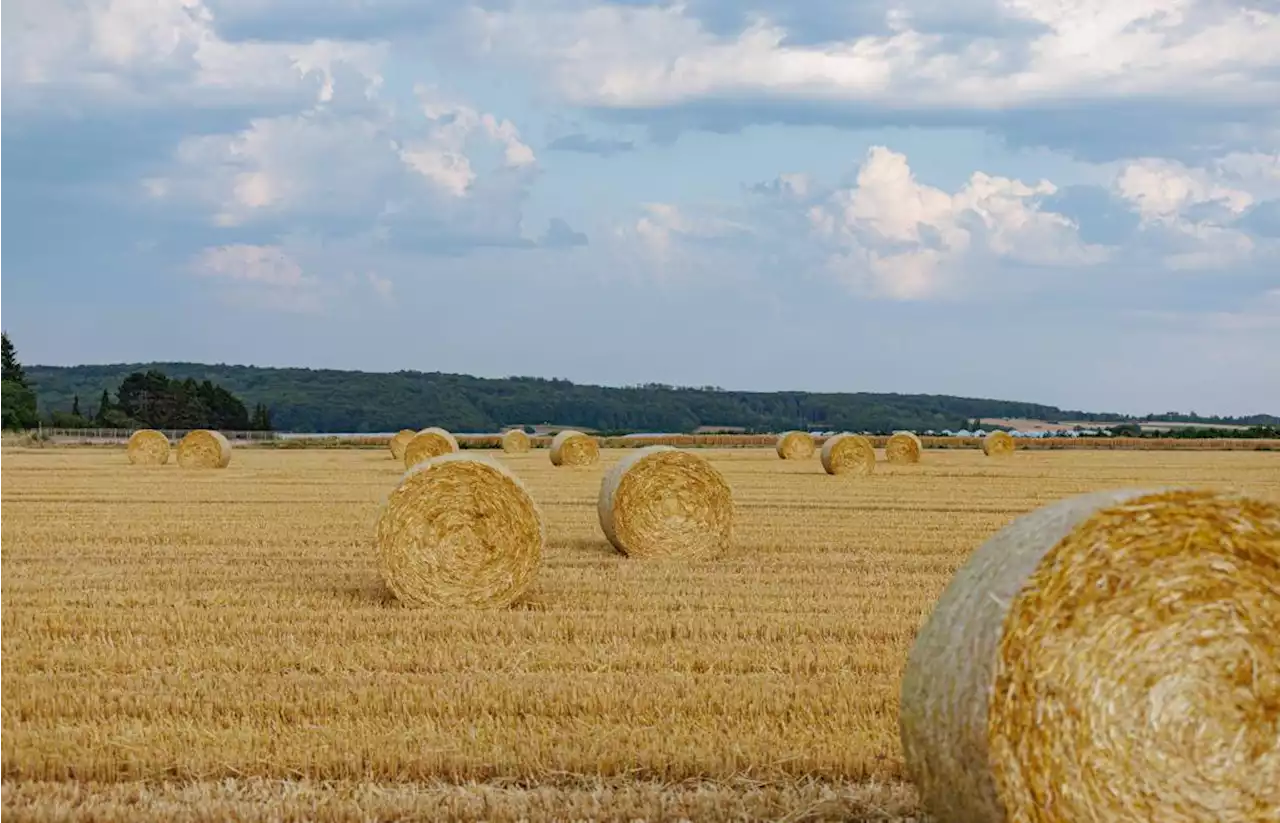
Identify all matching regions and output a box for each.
[126,429,171,466]
[549,430,598,467]
[900,488,1280,823]
[775,431,816,460]
[176,429,232,469]
[819,433,876,476]
[502,429,531,454]
[597,446,734,559]
[389,429,416,460]
[982,430,1016,457]
[376,453,545,609]
[403,427,459,469]
[885,431,922,464]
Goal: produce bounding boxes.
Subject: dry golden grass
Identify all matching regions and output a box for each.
[4,446,1279,821]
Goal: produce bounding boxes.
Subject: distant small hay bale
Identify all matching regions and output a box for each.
[176,429,232,469]
[550,430,599,467]
[376,453,545,609]
[900,488,1280,823]
[982,430,1016,457]
[389,429,417,460]
[885,431,922,464]
[403,427,459,469]
[775,430,816,460]
[820,433,876,476]
[597,446,733,559]
[502,429,531,454]
[127,429,171,466]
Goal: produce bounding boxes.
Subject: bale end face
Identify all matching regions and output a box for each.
[820,433,876,476]
[550,430,599,467]
[376,453,545,609]
[176,430,232,469]
[403,427,459,469]
[982,430,1016,457]
[127,429,171,466]
[900,488,1280,823]
[597,446,734,559]
[885,431,922,464]
[502,429,532,454]
[775,431,816,460]
[389,429,417,460]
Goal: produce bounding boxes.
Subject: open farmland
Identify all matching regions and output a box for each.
[4,447,1279,821]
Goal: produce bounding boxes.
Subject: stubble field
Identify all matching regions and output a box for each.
[4,446,1279,821]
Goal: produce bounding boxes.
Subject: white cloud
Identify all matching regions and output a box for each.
[807,146,1105,298]
[632,203,751,259]
[366,271,394,300]
[190,243,325,312]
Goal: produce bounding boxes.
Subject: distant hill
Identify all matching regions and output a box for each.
[24,362,1276,434]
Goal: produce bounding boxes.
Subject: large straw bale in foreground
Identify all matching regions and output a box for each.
[549,430,598,467]
[127,429,171,466]
[388,429,417,460]
[819,433,876,476]
[900,488,1280,823]
[885,431,922,464]
[982,430,1016,457]
[403,427,459,469]
[376,453,545,609]
[176,429,232,469]
[775,430,815,460]
[502,428,531,454]
[597,446,733,559]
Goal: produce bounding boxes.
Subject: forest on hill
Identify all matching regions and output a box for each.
[24,360,1277,435]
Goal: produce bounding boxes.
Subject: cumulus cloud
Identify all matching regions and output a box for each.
[469,0,1280,160]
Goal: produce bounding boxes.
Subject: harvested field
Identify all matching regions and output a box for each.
[3,447,1279,821]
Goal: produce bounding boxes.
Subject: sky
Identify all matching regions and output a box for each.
[2,0,1278,416]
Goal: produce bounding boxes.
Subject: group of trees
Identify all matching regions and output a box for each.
[2,333,271,432]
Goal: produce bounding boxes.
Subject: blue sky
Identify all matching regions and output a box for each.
[3,0,1278,415]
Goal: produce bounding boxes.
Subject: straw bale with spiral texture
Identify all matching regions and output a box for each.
[389,429,417,460]
[549,430,598,467]
[900,488,1280,823]
[597,446,733,559]
[126,429,171,466]
[885,431,922,464]
[376,453,545,609]
[176,429,232,469]
[403,427,459,469]
[819,433,876,476]
[775,430,815,460]
[982,430,1016,457]
[501,428,531,454]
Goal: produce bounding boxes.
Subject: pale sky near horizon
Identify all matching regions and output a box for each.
[3,0,1278,416]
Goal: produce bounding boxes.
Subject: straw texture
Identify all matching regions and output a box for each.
[502,429,532,454]
[885,431,922,464]
[176,430,232,469]
[775,431,816,460]
[900,488,1280,823]
[549,430,599,467]
[126,429,171,466]
[597,446,734,559]
[819,433,876,476]
[375,453,545,609]
[403,427,459,470]
[982,430,1016,457]
[389,429,417,460]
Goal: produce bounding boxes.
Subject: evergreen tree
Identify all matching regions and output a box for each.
[72,395,81,417]
[95,389,113,424]
[1,332,29,387]
[1,332,40,430]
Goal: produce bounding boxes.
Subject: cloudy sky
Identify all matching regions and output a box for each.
[3,0,1278,415]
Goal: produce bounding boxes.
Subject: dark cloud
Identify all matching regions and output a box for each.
[539,218,589,248]
[546,133,636,156]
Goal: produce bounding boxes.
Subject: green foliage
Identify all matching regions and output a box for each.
[2,380,40,430]
[2,332,29,387]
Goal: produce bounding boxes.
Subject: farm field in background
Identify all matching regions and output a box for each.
[4,447,1279,821]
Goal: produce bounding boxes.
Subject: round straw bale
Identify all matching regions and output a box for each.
[900,488,1280,823]
[176,429,232,469]
[982,430,1016,457]
[126,429,171,466]
[775,430,816,460]
[819,433,876,476]
[885,430,922,464]
[597,446,733,559]
[549,430,599,467]
[389,429,416,460]
[403,427,459,469]
[376,453,545,609]
[502,428,531,454]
